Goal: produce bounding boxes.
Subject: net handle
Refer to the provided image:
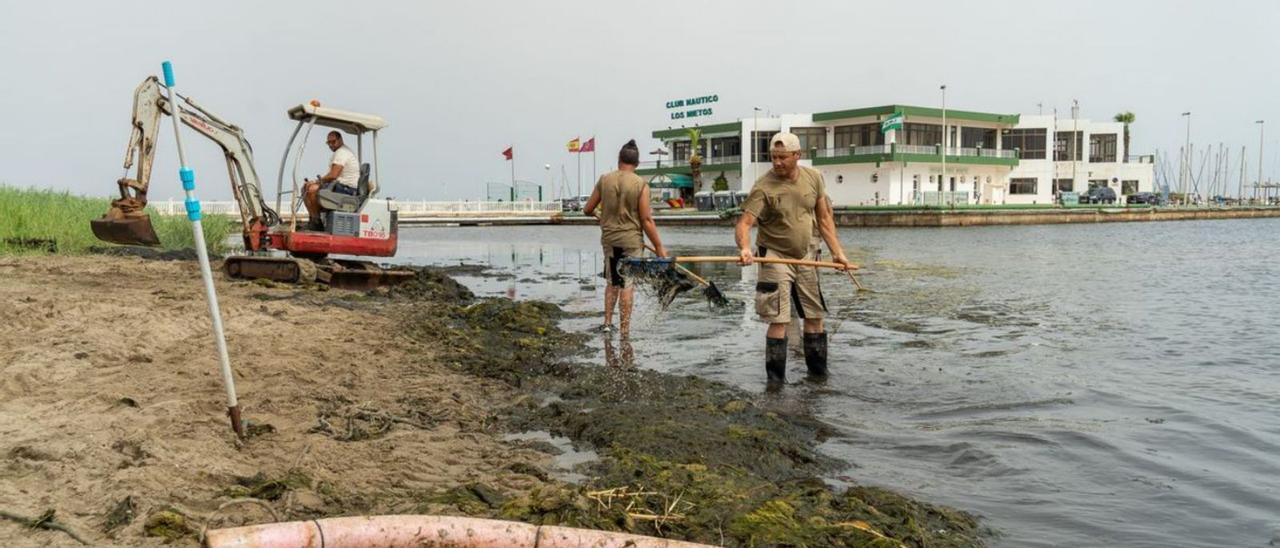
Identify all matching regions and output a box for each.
[671,256,859,270]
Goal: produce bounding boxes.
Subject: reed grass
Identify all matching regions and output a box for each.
[0,185,236,255]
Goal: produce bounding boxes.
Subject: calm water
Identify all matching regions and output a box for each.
[394,220,1280,547]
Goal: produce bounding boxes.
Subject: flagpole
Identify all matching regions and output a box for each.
[577,149,582,197]
[510,147,515,200]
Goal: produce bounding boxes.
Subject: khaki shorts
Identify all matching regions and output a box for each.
[755,247,827,323]
[603,246,643,288]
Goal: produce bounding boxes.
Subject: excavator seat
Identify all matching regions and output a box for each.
[317,163,371,213]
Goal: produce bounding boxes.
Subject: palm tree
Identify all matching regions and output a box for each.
[686,128,703,191]
[1114,112,1136,163]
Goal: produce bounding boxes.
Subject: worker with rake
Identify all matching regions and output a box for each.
[736,132,851,385]
[584,139,669,335]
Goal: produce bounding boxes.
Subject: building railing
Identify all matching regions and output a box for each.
[150,199,563,216]
[979,148,1017,159]
[896,144,938,155]
[638,155,741,169]
[954,147,980,157]
[815,145,892,158]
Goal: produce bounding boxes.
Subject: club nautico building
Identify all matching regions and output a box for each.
[637,105,1154,206]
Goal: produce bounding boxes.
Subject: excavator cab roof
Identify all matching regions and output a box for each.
[287,103,387,134]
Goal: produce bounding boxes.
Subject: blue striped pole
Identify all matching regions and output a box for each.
[162,61,244,438]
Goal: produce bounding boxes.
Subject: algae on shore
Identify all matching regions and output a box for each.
[387,266,988,547]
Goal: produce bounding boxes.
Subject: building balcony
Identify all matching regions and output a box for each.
[636,154,742,176]
[812,144,1019,167]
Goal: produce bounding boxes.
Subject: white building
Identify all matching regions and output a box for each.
[639,105,1153,206]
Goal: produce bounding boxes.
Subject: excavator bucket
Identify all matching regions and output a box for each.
[90,214,161,246]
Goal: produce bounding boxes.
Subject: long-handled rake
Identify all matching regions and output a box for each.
[622,255,867,292]
[644,246,730,307]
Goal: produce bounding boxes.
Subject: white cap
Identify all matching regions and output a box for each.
[770,132,801,152]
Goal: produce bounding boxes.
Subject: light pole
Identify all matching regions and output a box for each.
[1257,120,1265,204]
[545,164,552,201]
[1071,99,1079,196]
[1181,111,1191,204]
[753,106,762,183]
[940,84,947,206]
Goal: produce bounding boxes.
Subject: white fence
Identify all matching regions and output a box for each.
[150,199,563,216]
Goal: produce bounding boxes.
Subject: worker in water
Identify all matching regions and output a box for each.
[302,130,360,230]
[583,139,669,335]
[735,132,851,385]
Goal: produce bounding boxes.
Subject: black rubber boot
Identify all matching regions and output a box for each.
[766,337,788,384]
[803,332,828,377]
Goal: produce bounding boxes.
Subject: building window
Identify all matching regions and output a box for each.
[710,136,741,159]
[834,123,884,149]
[1089,133,1117,163]
[672,141,690,163]
[751,131,778,162]
[961,127,996,149]
[902,123,943,147]
[1054,131,1083,161]
[790,127,827,154]
[1122,180,1139,195]
[1002,128,1046,160]
[1010,178,1038,195]
[1088,179,1109,190]
[1054,179,1074,193]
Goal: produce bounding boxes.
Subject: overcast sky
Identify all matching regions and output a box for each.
[2,0,1278,201]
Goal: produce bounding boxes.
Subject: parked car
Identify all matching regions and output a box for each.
[1127,192,1161,205]
[1080,186,1117,204]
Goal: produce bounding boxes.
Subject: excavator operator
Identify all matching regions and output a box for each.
[303,130,360,230]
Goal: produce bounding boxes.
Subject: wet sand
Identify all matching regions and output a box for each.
[0,255,557,546]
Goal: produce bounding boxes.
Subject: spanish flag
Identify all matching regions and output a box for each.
[567,137,581,153]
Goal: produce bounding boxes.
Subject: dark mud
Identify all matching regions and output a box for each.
[88,245,214,261]
[388,267,987,547]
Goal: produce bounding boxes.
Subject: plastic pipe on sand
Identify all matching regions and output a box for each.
[203,515,718,548]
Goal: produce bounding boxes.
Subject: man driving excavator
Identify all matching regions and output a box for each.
[302,130,360,230]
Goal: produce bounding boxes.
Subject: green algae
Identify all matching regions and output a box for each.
[381,269,988,547]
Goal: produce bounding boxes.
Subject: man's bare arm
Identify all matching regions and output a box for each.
[312,164,343,184]
[816,195,850,269]
[637,186,667,256]
[582,185,602,217]
[735,212,757,264]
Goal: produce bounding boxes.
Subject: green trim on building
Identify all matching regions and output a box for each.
[814,149,1019,167]
[652,121,742,139]
[812,104,1019,125]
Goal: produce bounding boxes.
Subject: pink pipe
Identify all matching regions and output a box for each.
[204,515,717,548]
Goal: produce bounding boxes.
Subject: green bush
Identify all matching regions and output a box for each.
[0,185,236,255]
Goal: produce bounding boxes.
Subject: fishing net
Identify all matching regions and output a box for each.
[617,257,703,309]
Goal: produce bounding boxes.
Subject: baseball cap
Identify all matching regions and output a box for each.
[770,132,801,152]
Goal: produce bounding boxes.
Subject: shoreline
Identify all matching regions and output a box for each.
[0,254,987,546]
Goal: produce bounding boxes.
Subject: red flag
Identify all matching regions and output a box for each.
[502,146,513,160]
[579,137,595,153]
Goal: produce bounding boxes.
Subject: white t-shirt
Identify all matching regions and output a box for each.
[330,146,360,188]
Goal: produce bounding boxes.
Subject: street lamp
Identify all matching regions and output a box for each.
[753,106,763,183]
[940,84,947,206]
[1071,99,1079,195]
[544,164,552,201]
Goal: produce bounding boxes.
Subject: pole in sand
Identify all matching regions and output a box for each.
[161,60,244,438]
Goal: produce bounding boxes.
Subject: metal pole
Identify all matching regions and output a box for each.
[940,84,947,207]
[1257,120,1265,205]
[1071,100,1078,197]
[753,107,761,183]
[1182,112,1191,204]
[161,61,243,439]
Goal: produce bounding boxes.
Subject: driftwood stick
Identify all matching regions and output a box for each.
[0,509,91,546]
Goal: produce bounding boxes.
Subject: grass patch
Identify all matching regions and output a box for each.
[0,185,236,255]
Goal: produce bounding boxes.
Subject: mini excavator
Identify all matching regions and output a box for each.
[91,76,412,288]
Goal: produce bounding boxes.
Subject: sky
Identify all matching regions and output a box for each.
[2,0,1279,201]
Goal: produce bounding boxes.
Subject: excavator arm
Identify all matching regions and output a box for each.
[92,76,279,248]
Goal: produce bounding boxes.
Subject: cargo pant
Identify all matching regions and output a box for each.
[754,246,827,324]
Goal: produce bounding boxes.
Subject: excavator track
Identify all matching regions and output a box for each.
[223,256,413,290]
